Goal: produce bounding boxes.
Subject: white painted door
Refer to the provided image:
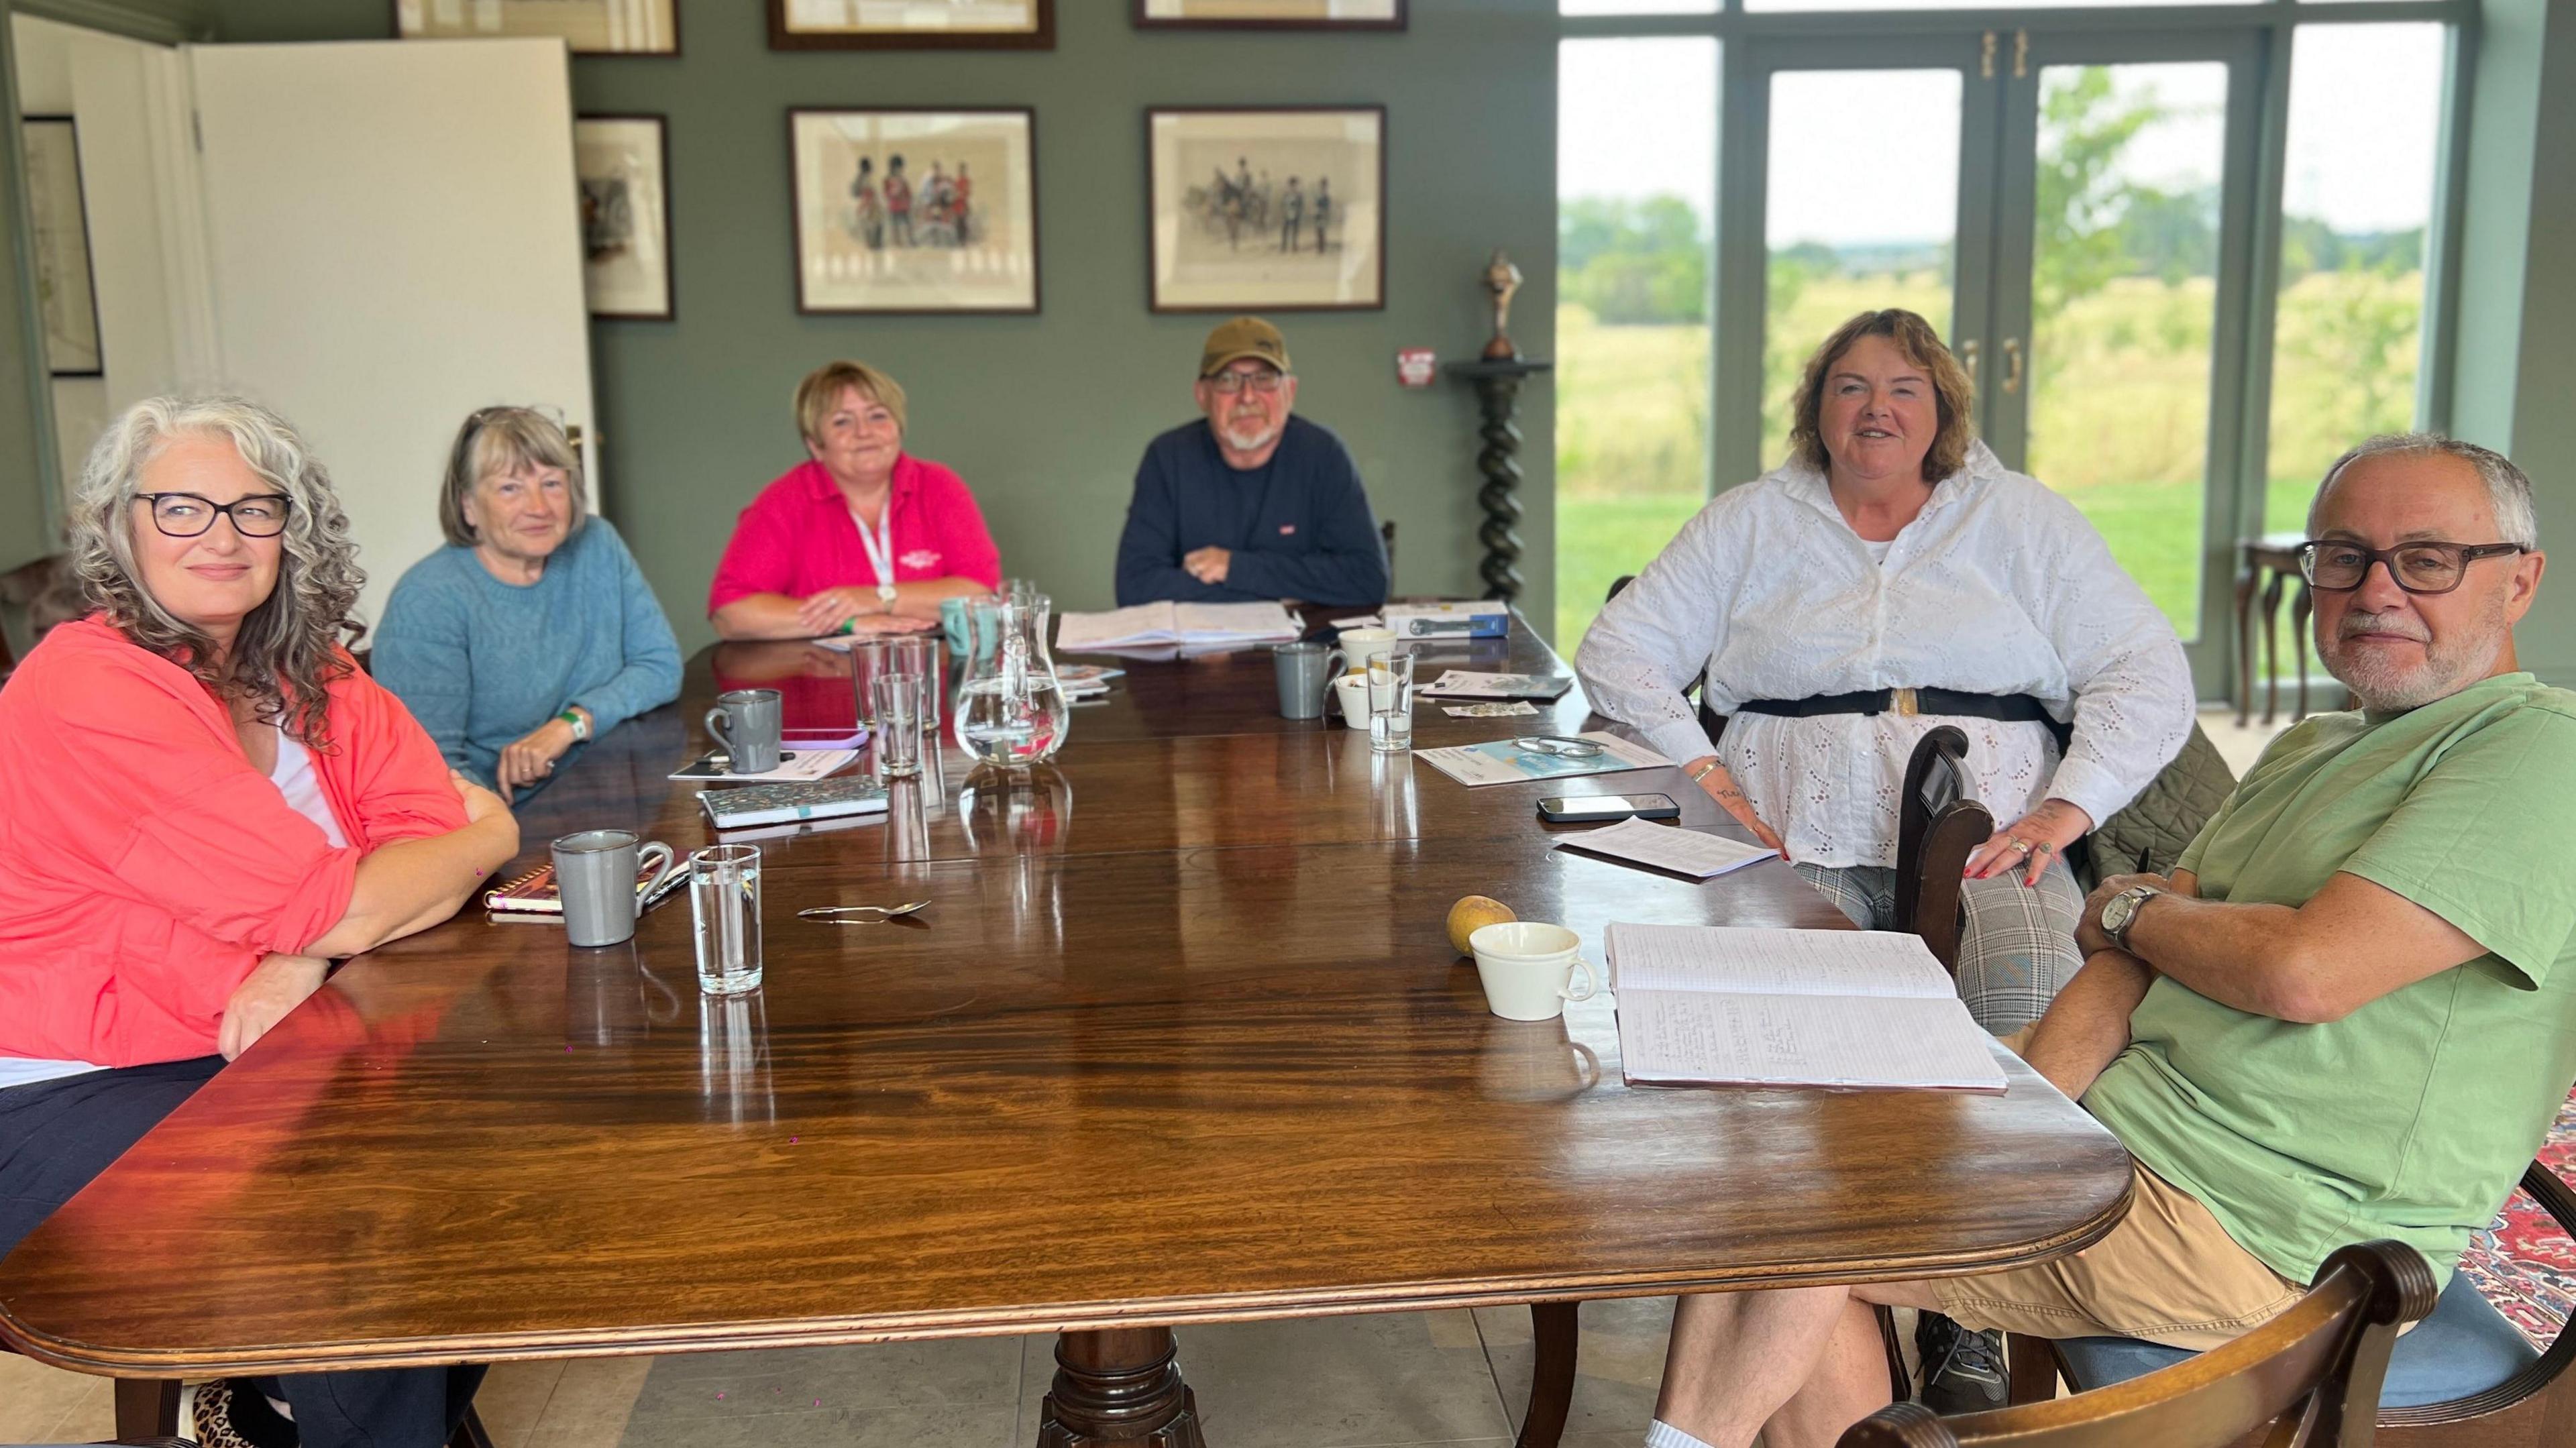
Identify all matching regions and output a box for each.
[186,38,594,624]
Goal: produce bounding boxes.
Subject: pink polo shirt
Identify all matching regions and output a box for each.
[706,455,1002,615]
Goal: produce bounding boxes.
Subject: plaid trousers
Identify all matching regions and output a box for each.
[1792,860,2085,1035]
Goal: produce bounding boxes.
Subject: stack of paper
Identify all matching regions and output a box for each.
[1056,601,1302,652]
[1415,731,1670,787]
[1605,924,2007,1092]
[1555,817,1776,879]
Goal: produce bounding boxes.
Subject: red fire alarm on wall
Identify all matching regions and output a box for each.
[1395,349,1437,388]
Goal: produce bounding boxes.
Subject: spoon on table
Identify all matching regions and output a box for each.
[798,899,932,926]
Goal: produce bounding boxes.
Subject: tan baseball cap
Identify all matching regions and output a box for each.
[1198,316,1291,378]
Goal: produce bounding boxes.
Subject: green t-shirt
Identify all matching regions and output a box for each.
[2084,671,2576,1288]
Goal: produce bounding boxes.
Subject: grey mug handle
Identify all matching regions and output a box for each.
[635,841,677,909]
[1320,648,1346,704]
[704,706,735,761]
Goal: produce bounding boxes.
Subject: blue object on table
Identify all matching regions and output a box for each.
[941,596,1001,663]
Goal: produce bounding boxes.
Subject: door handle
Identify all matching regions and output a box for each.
[2002,337,2024,395]
[1960,338,1980,379]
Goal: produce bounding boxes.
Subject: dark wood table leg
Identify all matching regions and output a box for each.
[2290,578,2314,722]
[1039,1327,1205,1447]
[113,1378,182,1439]
[2234,556,2259,728]
[2259,569,2288,727]
[1517,1301,1579,1448]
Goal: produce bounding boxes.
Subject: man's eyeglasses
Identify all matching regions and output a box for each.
[136,492,292,539]
[2298,539,2528,596]
[1205,369,1288,395]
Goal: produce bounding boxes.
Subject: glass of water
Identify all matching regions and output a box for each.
[884,634,942,732]
[1368,649,1415,754]
[846,637,892,728]
[689,844,763,995]
[873,672,924,780]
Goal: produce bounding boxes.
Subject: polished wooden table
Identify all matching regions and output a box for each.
[0,611,2131,1447]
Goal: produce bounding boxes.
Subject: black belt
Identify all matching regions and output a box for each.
[1737,688,2070,748]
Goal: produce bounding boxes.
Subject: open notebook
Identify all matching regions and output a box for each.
[1604,924,2008,1093]
[1055,601,1301,652]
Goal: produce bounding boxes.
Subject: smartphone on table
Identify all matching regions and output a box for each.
[1536,793,1680,824]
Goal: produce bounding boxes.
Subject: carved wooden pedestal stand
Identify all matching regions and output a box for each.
[1445,358,1553,604]
[1038,1327,1207,1447]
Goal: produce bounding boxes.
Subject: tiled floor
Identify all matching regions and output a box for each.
[2,708,2301,1448]
[1,1301,1676,1447]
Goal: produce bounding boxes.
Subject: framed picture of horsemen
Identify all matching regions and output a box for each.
[788,107,1040,315]
[394,0,678,54]
[1146,106,1385,313]
[769,0,1053,49]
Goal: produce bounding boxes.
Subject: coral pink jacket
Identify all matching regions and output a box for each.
[0,617,467,1066]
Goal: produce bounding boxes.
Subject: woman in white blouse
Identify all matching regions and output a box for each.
[1577,309,2194,1034]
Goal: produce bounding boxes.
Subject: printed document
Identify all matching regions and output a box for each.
[1554,817,1776,879]
[1056,601,1301,651]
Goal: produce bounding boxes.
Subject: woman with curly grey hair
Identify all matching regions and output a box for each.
[0,395,515,1448]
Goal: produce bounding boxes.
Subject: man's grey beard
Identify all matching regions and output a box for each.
[1222,420,1282,453]
[2320,596,2508,712]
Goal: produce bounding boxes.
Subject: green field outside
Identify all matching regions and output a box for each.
[1554,268,2421,652]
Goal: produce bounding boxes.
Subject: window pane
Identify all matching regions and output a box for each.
[2265,24,2445,534]
[1764,69,1960,469]
[1556,36,1717,651]
[2025,62,2228,642]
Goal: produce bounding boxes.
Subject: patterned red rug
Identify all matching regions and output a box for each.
[2457,1087,2576,1351]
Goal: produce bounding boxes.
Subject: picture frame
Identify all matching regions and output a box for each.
[768,0,1054,50]
[1133,0,1403,30]
[392,0,680,55]
[574,115,675,321]
[788,108,1040,315]
[1146,106,1385,313]
[21,117,103,377]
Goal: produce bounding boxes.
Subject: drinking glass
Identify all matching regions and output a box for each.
[873,673,924,780]
[845,637,892,728]
[689,844,763,995]
[1368,650,1415,754]
[884,634,943,730]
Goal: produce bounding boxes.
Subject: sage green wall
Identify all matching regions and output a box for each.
[208,0,1559,652]
[2453,0,2576,684]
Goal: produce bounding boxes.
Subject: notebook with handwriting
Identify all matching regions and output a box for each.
[1603,924,2007,1093]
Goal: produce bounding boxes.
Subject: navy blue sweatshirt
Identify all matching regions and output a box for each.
[1114,416,1389,608]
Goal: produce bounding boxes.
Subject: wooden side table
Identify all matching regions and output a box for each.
[2234,532,2314,727]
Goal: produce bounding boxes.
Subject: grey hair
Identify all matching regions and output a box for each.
[2311,432,2540,549]
[437,406,588,549]
[66,395,365,746]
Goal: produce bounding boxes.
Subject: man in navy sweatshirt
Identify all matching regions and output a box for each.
[1114,316,1391,609]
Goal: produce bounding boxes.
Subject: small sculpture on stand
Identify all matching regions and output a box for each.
[1481,249,1523,361]
[1448,250,1551,605]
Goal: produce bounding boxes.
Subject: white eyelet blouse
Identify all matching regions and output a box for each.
[1574,442,2197,869]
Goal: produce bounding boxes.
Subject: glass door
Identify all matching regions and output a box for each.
[1717,35,1998,486]
[1985,30,2266,691]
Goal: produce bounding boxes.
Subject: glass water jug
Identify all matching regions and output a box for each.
[951,596,1069,766]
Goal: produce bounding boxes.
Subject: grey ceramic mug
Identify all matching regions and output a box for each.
[704,687,784,774]
[1273,642,1348,720]
[552,829,678,948]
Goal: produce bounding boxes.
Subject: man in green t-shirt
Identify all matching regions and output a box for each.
[1642,433,2569,1448]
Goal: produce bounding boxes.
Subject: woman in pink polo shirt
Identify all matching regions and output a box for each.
[708,359,1003,638]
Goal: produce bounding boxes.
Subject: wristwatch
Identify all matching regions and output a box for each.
[557,707,591,742]
[876,581,900,610]
[2100,883,2161,952]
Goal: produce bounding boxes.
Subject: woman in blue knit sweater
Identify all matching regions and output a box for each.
[374,407,681,799]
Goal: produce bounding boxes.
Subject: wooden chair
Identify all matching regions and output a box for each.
[1381,518,1397,598]
[2006,1164,2576,1448]
[1842,1239,2438,1446]
[0,552,75,677]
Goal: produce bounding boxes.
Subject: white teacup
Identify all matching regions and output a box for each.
[1334,672,1371,728]
[1339,627,1398,675]
[1468,922,1603,1022]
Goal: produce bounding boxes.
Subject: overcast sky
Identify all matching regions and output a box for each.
[1559,23,2445,247]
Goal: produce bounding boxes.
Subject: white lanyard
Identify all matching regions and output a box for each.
[851,498,897,596]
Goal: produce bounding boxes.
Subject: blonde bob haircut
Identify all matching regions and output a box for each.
[1786,309,1978,484]
[795,361,908,449]
[437,406,588,549]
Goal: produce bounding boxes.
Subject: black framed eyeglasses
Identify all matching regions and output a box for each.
[136,492,292,539]
[1205,368,1288,395]
[2298,539,2528,596]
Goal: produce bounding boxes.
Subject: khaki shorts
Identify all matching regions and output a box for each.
[1926,1027,2305,1352]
